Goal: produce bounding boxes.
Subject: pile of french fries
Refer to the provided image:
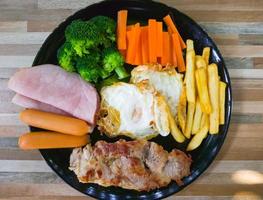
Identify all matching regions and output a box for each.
[182,40,227,151]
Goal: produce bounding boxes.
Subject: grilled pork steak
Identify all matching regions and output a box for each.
[69,140,191,191]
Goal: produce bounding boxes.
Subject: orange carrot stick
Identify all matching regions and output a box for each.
[171,33,178,67]
[134,26,142,65]
[156,22,163,58]
[117,10,128,50]
[126,28,136,64]
[126,23,140,65]
[172,33,186,72]
[169,34,180,68]
[168,33,173,65]
[163,14,186,49]
[161,32,169,66]
[127,25,134,31]
[141,26,149,64]
[148,19,157,63]
[119,49,126,59]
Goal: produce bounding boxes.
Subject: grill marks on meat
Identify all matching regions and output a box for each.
[69,140,191,191]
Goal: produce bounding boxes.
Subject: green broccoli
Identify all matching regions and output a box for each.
[89,16,116,47]
[57,42,76,72]
[102,47,129,79]
[65,20,99,57]
[75,52,101,83]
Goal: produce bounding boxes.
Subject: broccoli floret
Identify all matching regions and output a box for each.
[75,52,101,83]
[65,20,99,57]
[57,42,76,72]
[102,47,129,79]
[89,16,116,47]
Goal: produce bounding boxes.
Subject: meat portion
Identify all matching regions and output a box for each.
[12,94,70,116]
[69,140,191,191]
[8,65,99,124]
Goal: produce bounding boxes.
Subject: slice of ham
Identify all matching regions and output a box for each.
[12,94,70,116]
[8,64,100,124]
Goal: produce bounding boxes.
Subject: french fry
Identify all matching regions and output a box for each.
[200,113,208,128]
[192,97,202,134]
[186,39,194,52]
[208,63,219,134]
[185,50,196,103]
[167,107,185,143]
[184,102,195,139]
[202,47,210,66]
[195,68,211,114]
[187,114,209,151]
[196,56,206,69]
[178,86,187,133]
[219,81,227,125]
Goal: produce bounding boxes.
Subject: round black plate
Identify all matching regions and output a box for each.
[32,0,232,199]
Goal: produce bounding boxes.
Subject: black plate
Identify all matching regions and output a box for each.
[32,0,232,199]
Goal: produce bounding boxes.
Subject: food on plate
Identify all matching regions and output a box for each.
[19,131,89,149]
[195,68,211,114]
[69,140,191,191]
[219,81,227,125]
[202,47,210,66]
[185,102,195,139]
[185,48,196,104]
[58,16,129,83]
[130,64,185,142]
[171,33,185,72]
[208,63,219,134]
[163,14,186,49]
[187,114,209,151]
[195,56,206,69]
[116,11,186,70]
[192,98,202,134]
[186,40,194,51]
[177,86,187,133]
[131,64,183,119]
[148,19,157,63]
[97,82,171,139]
[8,64,99,124]
[20,109,90,136]
[117,10,128,50]
[12,94,70,116]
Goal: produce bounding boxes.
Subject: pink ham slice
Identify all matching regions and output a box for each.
[8,64,99,124]
[12,94,70,116]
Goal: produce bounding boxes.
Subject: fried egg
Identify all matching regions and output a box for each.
[131,64,183,119]
[97,82,170,139]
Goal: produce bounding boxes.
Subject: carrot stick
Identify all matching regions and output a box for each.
[19,131,89,149]
[168,26,173,35]
[134,26,142,65]
[148,19,157,63]
[20,109,90,136]
[156,22,163,58]
[117,10,128,50]
[163,14,186,49]
[168,33,173,65]
[172,33,186,72]
[171,33,178,67]
[141,26,149,64]
[119,49,126,59]
[161,32,172,66]
[127,25,134,31]
[126,29,136,64]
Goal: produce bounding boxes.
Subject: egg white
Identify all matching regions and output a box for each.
[100,82,170,138]
[131,65,183,119]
